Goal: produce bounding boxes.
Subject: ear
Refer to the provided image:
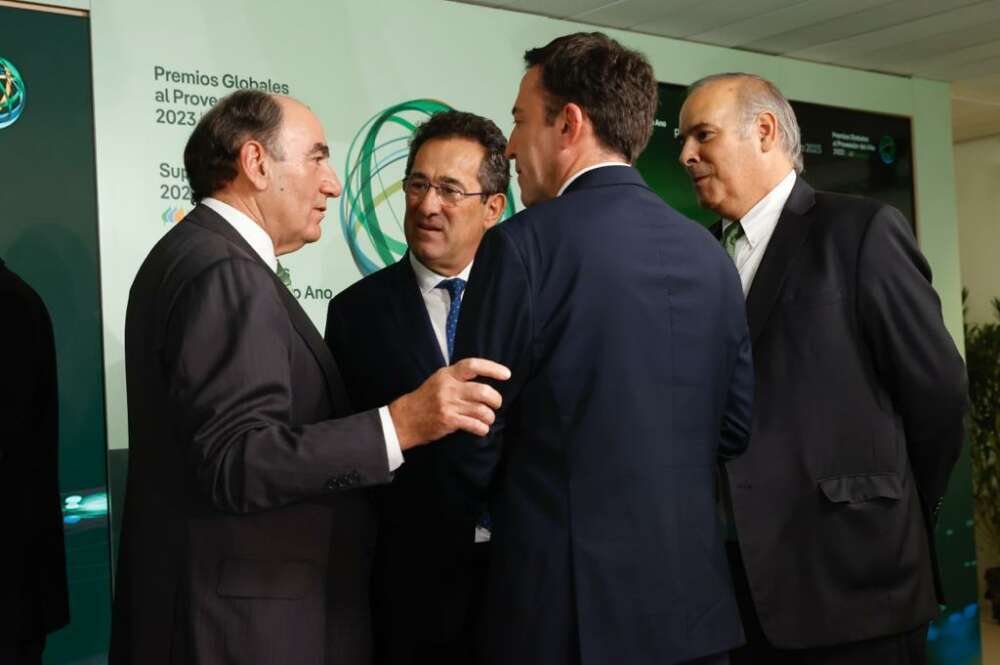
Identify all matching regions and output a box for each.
[756,110,780,154]
[559,102,586,147]
[239,140,270,191]
[483,192,506,229]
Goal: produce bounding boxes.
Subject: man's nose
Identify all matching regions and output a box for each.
[416,185,444,213]
[322,166,342,198]
[679,139,697,166]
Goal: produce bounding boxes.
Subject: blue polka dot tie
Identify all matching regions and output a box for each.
[435,277,466,360]
[436,277,491,539]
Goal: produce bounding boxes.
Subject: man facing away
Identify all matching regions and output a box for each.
[448,33,754,665]
[111,91,508,665]
[678,72,968,665]
[0,260,69,665]
[326,110,509,665]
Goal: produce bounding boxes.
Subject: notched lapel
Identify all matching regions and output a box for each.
[391,257,447,373]
[187,206,350,408]
[274,281,351,410]
[745,179,816,342]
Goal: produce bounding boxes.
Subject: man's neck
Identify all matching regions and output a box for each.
[211,190,277,252]
[555,149,627,195]
[730,165,794,221]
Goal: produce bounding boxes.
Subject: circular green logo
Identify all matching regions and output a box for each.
[878,135,896,165]
[339,99,516,276]
[0,57,25,129]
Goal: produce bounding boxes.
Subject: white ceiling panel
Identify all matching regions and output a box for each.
[449,0,1000,139]
[685,0,897,49]
[787,0,1000,63]
[636,0,805,38]
[740,0,984,55]
[566,0,703,30]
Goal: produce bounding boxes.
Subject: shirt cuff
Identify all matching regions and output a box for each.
[378,405,405,471]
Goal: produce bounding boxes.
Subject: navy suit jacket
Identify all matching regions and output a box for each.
[449,165,754,665]
[325,256,487,660]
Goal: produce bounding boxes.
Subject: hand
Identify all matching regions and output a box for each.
[388,358,511,450]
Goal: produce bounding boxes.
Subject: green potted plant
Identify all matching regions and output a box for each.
[966,291,1000,619]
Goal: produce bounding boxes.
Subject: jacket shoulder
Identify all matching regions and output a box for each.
[330,261,399,314]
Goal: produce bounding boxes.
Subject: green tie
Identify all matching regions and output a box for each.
[722,221,744,260]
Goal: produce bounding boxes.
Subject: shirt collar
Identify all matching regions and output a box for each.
[556,162,630,197]
[408,252,473,294]
[723,169,796,249]
[201,197,278,271]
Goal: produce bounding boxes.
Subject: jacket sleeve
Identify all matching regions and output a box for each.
[445,227,534,513]
[161,257,391,514]
[720,318,753,462]
[857,205,968,520]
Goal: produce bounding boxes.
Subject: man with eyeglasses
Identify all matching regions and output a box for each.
[325,110,509,665]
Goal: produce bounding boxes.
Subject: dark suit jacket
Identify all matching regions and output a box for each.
[0,260,69,643]
[110,205,392,665]
[720,177,968,648]
[449,166,754,665]
[326,256,487,664]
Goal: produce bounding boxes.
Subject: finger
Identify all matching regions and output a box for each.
[452,358,511,382]
[457,382,502,410]
[452,413,491,437]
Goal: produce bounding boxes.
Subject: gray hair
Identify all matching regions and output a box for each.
[689,73,803,173]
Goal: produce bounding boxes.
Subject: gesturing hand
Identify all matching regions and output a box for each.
[388,358,511,450]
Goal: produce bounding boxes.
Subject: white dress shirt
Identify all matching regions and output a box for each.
[556,161,629,197]
[408,253,489,542]
[408,252,473,363]
[722,169,797,297]
[199,198,404,471]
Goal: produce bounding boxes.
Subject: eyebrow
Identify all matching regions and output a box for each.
[408,171,464,187]
[309,142,330,158]
[676,122,713,140]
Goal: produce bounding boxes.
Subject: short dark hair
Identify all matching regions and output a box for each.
[184,90,284,203]
[524,32,657,163]
[405,110,510,196]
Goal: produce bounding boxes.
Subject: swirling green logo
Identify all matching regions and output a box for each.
[0,57,26,129]
[879,135,897,165]
[340,99,516,276]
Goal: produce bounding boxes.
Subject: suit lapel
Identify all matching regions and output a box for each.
[389,255,447,373]
[745,178,816,343]
[186,206,350,408]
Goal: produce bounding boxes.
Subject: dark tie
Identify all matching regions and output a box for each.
[435,277,466,360]
[436,276,491,538]
[721,220,744,261]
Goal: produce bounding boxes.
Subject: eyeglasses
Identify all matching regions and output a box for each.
[402,177,492,205]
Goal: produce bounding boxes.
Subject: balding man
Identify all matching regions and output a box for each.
[678,73,967,665]
[110,91,508,665]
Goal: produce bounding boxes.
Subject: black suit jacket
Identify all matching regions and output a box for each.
[110,206,392,665]
[449,166,754,665]
[326,256,488,664]
[721,178,968,648]
[0,260,69,643]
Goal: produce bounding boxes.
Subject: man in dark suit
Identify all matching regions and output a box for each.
[0,260,69,665]
[678,73,968,665]
[110,91,509,665]
[326,110,509,665]
[447,33,754,665]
